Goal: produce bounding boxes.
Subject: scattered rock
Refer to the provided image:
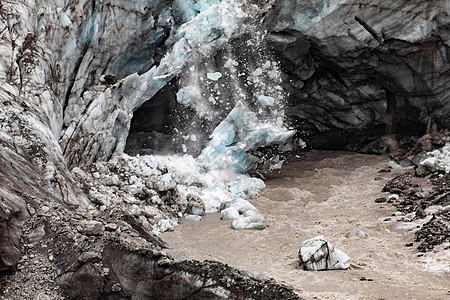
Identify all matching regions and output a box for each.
[375,197,387,203]
[415,208,450,252]
[78,252,101,264]
[105,223,118,231]
[111,283,122,293]
[382,173,412,193]
[78,220,105,236]
[298,235,350,271]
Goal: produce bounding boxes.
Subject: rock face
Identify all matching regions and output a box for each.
[266,0,450,152]
[298,235,350,271]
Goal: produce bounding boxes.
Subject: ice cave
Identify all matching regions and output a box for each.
[1,0,449,299]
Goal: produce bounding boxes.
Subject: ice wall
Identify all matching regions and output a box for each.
[61,1,248,167]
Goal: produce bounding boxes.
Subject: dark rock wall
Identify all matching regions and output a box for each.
[267,0,450,152]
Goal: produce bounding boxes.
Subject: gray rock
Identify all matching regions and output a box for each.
[185,194,206,216]
[78,220,105,236]
[78,252,101,264]
[298,235,350,271]
[71,167,87,182]
[111,283,122,293]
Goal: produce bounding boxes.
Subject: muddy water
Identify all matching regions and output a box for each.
[161,151,450,300]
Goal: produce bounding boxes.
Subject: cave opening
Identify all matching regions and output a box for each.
[124,79,180,156]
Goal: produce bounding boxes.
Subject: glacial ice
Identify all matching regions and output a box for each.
[257,95,275,106]
[54,0,295,231]
[177,86,201,105]
[221,207,240,220]
[198,101,295,173]
[207,72,223,81]
[231,210,266,230]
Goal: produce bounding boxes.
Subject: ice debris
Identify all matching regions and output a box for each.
[257,95,275,106]
[220,198,257,214]
[207,72,223,81]
[420,143,450,173]
[199,101,295,173]
[299,235,350,271]
[177,86,200,105]
[231,210,266,230]
[155,173,177,191]
[221,207,240,220]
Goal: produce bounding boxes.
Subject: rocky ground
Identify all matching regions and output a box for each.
[0,177,300,300]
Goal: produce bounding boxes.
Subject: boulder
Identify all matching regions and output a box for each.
[298,235,350,271]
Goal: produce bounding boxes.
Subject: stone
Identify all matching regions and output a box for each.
[78,220,105,236]
[298,235,350,271]
[111,283,122,293]
[78,252,101,264]
[105,223,118,231]
[375,197,387,203]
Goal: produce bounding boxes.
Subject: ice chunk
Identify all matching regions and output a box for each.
[228,176,265,199]
[173,0,198,23]
[420,143,450,172]
[262,61,271,69]
[220,198,257,214]
[207,72,223,81]
[257,95,275,106]
[388,160,403,170]
[221,207,240,220]
[185,214,202,221]
[194,0,221,12]
[232,210,265,230]
[199,101,295,173]
[252,68,263,77]
[60,12,72,27]
[177,86,200,105]
[224,58,238,68]
[155,173,177,191]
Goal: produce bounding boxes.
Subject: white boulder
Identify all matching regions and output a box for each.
[299,235,350,271]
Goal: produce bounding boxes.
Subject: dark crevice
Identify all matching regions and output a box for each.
[62,0,97,124]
